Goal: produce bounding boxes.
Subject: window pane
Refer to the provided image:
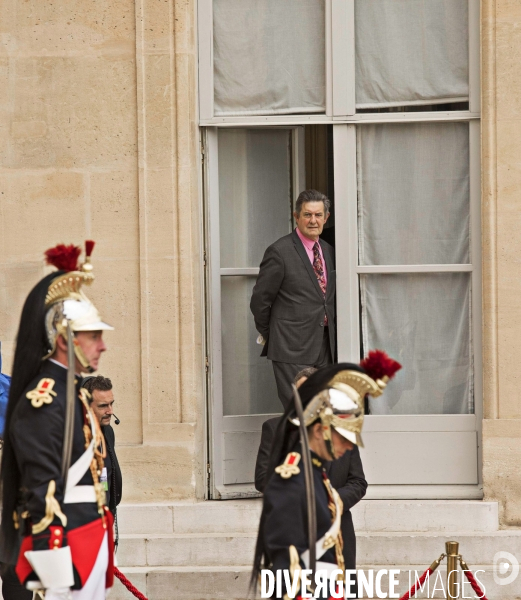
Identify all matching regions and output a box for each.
[219,129,292,268]
[221,276,280,415]
[355,0,469,109]
[361,273,472,415]
[214,0,325,116]
[358,122,470,265]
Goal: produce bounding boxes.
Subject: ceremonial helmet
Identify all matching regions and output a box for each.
[293,351,401,454]
[43,241,113,372]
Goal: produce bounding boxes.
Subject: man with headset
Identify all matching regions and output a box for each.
[82,376,122,521]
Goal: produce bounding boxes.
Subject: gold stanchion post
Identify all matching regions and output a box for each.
[445,541,460,599]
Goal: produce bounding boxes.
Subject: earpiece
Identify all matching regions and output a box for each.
[80,376,95,388]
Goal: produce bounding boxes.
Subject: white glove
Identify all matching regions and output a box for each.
[256,334,266,346]
[24,547,74,589]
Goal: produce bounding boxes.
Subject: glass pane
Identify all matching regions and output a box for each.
[361,273,472,415]
[358,122,470,265]
[219,129,292,268]
[221,276,280,415]
[355,0,469,109]
[213,0,325,116]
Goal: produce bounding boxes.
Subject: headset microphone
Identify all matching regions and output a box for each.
[114,414,121,425]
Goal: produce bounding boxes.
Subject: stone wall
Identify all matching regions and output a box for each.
[482,0,521,527]
[0,0,204,502]
[2,0,521,518]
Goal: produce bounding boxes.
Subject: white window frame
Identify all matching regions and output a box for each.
[198,0,480,125]
[334,118,483,498]
[204,126,306,497]
[199,0,482,499]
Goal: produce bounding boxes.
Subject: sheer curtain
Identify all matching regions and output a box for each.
[357,123,472,415]
[355,0,469,108]
[218,129,292,415]
[219,129,292,268]
[213,0,325,116]
[361,273,472,415]
[358,122,470,265]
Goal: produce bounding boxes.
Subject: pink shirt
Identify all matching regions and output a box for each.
[295,227,328,286]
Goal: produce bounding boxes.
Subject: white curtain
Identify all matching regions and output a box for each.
[357,122,472,415]
[358,122,470,266]
[361,274,472,415]
[221,277,281,415]
[213,0,325,116]
[218,129,292,268]
[355,0,469,108]
[218,129,292,415]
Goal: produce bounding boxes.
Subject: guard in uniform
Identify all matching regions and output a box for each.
[0,242,114,600]
[251,355,401,599]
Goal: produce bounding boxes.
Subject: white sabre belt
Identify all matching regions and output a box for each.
[63,410,96,505]
[300,486,343,568]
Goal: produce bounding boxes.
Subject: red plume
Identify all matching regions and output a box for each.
[44,244,82,272]
[360,349,402,381]
[85,240,95,258]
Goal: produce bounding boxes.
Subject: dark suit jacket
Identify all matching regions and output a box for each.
[101,424,122,514]
[250,229,336,363]
[255,417,367,570]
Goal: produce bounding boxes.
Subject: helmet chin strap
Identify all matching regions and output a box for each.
[72,338,94,373]
[322,422,337,460]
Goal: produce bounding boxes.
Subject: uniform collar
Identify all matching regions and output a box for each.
[42,360,82,387]
[310,450,325,470]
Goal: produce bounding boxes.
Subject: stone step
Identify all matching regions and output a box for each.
[117,499,499,535]
[111,564,520,600]
[117,530,521,568]
[111,567,250,600]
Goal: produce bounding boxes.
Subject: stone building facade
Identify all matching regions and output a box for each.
[0,0,520,529]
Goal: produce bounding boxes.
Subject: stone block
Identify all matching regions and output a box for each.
[118,504,174,535]
[90,170,139,259]
[111,570,148,600]
[352,500,499,533]
[0,0,135,57]
[0,170,86,257]
[116,536,147,568]
[145,533,256,567]
[146,567,251,600]
[357,531,521,567]
[173,501,262,534]
[116,444,195,503]
[5,56,136,169]
[483,419,521,526]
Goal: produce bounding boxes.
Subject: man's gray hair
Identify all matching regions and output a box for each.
[295,190,331,216]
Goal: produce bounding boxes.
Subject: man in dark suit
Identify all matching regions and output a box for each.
[250,189,336,408]
[255,419,367,575]
[82,376,122,516]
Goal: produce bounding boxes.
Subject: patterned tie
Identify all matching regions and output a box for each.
[313,242,328,325]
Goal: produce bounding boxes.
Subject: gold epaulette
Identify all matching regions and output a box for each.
[26,378,57,408]
[274,452,301,479]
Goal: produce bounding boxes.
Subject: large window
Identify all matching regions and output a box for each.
[201,0,481,496]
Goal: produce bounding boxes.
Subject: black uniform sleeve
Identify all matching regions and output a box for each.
[331,445,368,512]
[254,418,278,493]
[11,390,68,550]
[103,424,123,509]
[250,245,285,339]
[263,472,308,573]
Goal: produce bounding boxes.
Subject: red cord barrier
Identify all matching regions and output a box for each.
[398,553,445,600]
[114,567,149,600]
[462,570,487,600]
[399,567,433,600]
